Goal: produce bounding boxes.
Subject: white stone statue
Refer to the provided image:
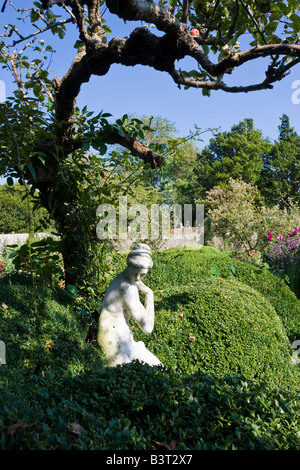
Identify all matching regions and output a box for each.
[97,243,162,367]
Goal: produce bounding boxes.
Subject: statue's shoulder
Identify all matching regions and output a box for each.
[109,273,131,293]
[119,280,136,297]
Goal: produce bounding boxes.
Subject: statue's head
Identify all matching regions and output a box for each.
[126,243,153,281]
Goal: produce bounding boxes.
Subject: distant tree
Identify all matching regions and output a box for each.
[205,178,300,254]
[118,115,205,206]
[168,119,271,206]
[259,114,300,207]
[163,140,200,204]
[0,183,52,234]
[198,119,271,191]
[125,114,178,189]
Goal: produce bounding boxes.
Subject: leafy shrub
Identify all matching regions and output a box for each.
[146,247,300,343]
[0,183,53,234]
[0,362,299,450]
[205,178,300,253]
[7,236,63,287]
[133,279,300,390]
[0,281,104,377]
[205,178,263,252]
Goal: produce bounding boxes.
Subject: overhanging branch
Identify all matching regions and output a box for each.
[34,1,300,166]
[111,131,163,168]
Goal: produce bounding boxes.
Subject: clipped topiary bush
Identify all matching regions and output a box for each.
[132,279,300,390]
[146,247,300,343]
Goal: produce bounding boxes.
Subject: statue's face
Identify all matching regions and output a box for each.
[127,265,148,282]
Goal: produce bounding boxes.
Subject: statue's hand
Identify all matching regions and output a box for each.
[137,281,153,295]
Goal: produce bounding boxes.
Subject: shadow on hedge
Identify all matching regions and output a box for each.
[1,361,300,450]
[0,277,105,379]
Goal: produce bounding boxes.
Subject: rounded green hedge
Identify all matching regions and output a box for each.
[133,279,300,390]
[146,247,300,343]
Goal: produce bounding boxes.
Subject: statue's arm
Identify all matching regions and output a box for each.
[123,284,154,334]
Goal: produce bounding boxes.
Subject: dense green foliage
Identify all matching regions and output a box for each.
[170,115,300,208]
[0,247,299,450]
[0,184,52,235]
[260,115,300,207]
[1,361,299,450]
[200,118,271,189]
[147,247,300,343]
[134,281,299,389]
[0,280,102,377]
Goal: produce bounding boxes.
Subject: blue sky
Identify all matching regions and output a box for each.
[1,4,300,159]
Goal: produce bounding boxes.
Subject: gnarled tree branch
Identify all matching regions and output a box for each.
[15,0,300,170]
[108,129,163,168]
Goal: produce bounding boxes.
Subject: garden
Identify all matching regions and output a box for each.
[0,229,300,450]
[1,0,300,453]
[1,118,300,451]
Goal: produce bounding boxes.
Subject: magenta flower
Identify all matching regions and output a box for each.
[268,232,273,240]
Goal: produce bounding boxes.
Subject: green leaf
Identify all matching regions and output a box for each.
[26,163,37,181]
[202,88,211,97]
[30,11,40,23]
[117,127,125,138]
[202,44,209,55]
[16,207,27,218]
[74,40,85,49]
[58,28,65,39]
[99,144,107,155]
[67,284,78,295]
[264,22,278,35]
[81,141,91,152]
[36,152,46,165]
[6,177,14,186]
[101,112,112,118]
[102,25,111,34]
[210,266,222,277]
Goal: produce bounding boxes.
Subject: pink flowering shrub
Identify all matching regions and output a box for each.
[263,228,300,297]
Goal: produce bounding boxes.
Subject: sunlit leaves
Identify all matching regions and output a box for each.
[187,0,299,58]
[0,93,54,187]
[30,3,67,39]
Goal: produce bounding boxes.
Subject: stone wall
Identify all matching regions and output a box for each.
[113,227,204,252]
[0,227,205,258]
[0,233,53,257]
